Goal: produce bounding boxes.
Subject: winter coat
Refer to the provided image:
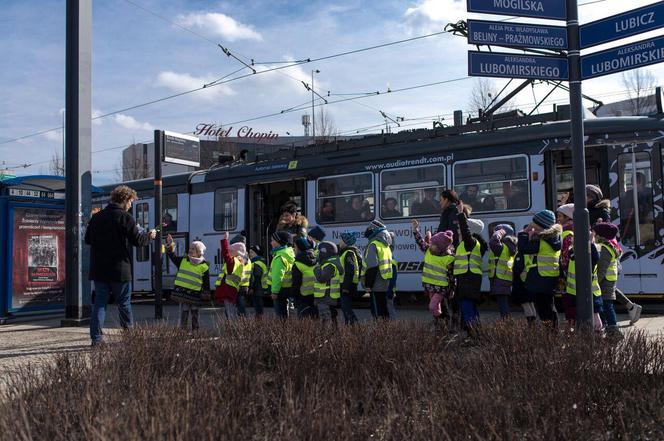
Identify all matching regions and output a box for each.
[269,245,296,294]
[456,212,487,301]
[363,229,392,292]
[292,249,317,297]
[250,257,268,297]
[596,239,621,301]
[85,203,151,282]
[489,232,517,297]
[214,238,243,303]
[340,245,362,292]
[517,224,562,295]
[437,206,460,246]
[588,199,611,226]
[269,215,309,239]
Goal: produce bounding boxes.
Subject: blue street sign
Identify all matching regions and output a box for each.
[468,51,569,80]
[467,19,568,50]
[581,34,664,80]
[467,0,567,20]
[580,1,664,49]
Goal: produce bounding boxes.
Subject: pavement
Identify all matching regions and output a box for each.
[0,303,662,380]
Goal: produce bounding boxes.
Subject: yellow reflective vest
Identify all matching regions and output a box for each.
[600,242,618,282]
[294,261,316,296]
[252,258,269,289]
[422,250,454,287]
[215,257,244,290]
[314,259,342,299]
[488,244,514,282]
[174,258,209,292]
[240,260,253,288]
[340,249,360,284]
[363,239,393,280]
[521,240,560,282]
[454,240,483,276]
[566,257,602,297]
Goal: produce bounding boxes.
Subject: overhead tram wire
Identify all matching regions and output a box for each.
[0,29,451,147]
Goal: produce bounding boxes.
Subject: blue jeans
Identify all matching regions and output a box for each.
[601,299,617,328]
[90,281,132,343]
[496,295,510,319]
[460,298,480,327]
[340,290,357,324]
[237,288,248,316]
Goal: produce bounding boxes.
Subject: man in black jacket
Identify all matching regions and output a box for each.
[85,185,156,345]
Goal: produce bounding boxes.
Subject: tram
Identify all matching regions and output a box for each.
[97,107,664,299]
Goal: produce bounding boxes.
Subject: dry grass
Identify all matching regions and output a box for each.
[1,319,663,441]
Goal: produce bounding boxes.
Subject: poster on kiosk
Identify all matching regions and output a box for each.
[9,206,66,311]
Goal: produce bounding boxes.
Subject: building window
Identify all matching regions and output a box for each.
[453,155,530,213]
[162,194,178,232]
[214,189,237,231]
[380,165,445,218]
[316,172,374,224]
[135,202,150,262]
[618,152,654,247]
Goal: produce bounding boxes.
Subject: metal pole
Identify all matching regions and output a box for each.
[567,0,593,327]
[153,130,163,320]
[311,70,316,144]
[62,0,92,327]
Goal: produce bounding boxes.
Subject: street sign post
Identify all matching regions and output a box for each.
[468,19,568,50]
[163,131,200,167]
[468,51,569,80]
[467,0,567,20]
[581,35,664,80]
[580,1,664,49]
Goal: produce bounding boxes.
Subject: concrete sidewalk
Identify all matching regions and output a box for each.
[0,304,661,377]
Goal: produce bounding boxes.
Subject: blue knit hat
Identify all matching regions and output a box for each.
[308,226,326,242]
[363,220,386,238]
[533,210,556,229]
[340,231,357,246]
[294,236,312,251]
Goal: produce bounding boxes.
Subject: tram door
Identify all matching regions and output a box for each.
[133,199,153,293]
[247,179,306,255]
[615,146,660,295]
[546,149,603,209]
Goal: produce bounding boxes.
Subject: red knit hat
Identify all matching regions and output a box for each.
[431,230,453,252]
[592,222,618,241]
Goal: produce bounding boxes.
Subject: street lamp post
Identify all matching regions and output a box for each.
[311,69,320,144]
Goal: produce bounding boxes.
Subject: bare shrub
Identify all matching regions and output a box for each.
[1,319,663,440]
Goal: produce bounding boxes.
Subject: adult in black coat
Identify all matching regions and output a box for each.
[85,185,156,345]
[436,189,460,246]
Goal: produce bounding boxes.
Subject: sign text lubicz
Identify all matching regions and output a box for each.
[468,19,567,50]
[467,0,567,20]
[580,1,664,49]
[581,34,664,80]
[163,131,201,167]
[468,51,569,80]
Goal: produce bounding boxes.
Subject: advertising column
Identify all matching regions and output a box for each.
[11,207,66,310]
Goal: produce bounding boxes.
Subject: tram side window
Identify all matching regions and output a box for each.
[453,156,529,213]
[135,202,150,262]
[380,165,445,218]
[618,152,654,247]
[162,194,178,232]
[317,173,374,223]
[214,189,237,231]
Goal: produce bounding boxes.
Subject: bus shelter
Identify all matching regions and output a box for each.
[0,176,101,323]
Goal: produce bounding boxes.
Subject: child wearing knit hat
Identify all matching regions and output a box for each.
[338,231,361,325]
[488,224,518,319]
[592,222,623,337]
[518,210,562,327]
[411,219,456,328]
[214,232,250,320]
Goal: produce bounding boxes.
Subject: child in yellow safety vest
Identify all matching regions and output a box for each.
[454,203,487,332]
[166,234,210,330]
[411,219,455,326]
[292,236,318,318]
[362,220,392,319]
[214,232,247,320]
[338,231,361,325]
[593,222,623,337]
[230,234,252,317]
[248,245,268,317]
[314,241,344,322]
[488,224,517,319]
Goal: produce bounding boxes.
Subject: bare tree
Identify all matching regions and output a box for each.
[622,69,657,115]
[315,107,337,143]
[48,149,65,176]
[115,147,148,181]
[468,78,515,115]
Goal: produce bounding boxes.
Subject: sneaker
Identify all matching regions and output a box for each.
[628,304,642,325]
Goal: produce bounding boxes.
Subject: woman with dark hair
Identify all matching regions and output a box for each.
[586,185,611,226]
[436,189,460,246]
[268,201,309,241]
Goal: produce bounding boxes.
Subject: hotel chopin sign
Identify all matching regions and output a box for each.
[194,123,279,142]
